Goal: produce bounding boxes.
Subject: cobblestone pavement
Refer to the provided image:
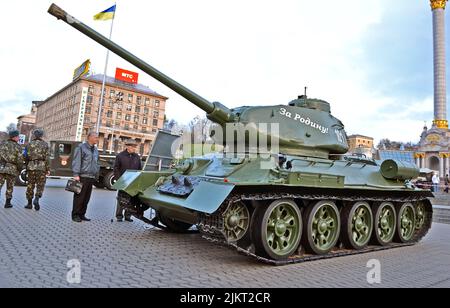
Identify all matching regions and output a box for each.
[0,180,449,288]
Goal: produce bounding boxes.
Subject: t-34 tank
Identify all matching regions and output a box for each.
[49,4,433,264]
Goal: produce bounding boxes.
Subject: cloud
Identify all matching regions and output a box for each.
[0,0,443,144]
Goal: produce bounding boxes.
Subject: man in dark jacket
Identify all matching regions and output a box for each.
[114,139,142,222]
[71,132,100,223]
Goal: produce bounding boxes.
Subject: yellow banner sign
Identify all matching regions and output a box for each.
[73,59,91,81]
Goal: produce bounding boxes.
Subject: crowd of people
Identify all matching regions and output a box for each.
[0,129,142,223]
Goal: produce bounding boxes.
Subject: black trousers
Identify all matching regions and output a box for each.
[115,192,131,219]
[72,177,95,218]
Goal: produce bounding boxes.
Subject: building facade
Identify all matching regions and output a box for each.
[17,101,38,144]
[347,134,375,158]
[35,74,167,155]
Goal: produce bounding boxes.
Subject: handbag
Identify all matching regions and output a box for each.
[65,179,83,194]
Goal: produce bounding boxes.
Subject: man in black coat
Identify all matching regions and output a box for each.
[114,139,142,222]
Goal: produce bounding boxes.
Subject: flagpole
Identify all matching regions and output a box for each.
[95,7,116,135]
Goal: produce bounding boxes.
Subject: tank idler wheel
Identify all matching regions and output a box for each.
[371,202,396,246]
[223,201,251,243]
[157,212,193,233]
[251,199,302,260]
[394,203,416,243]
[340,201,373,250]
[303,200,341,255]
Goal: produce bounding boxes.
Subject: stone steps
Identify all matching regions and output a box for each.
[433,207,450,224]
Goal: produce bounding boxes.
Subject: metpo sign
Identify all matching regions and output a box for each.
[115,68,139,84]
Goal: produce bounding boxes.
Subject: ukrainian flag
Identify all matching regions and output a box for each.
[93,4,116,21]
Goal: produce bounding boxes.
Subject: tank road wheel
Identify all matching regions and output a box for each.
[372,202,396,246]
[303,201,341,255]
[340,202,373,250]
[252,199,302,260]
[158,213,193,233]
[223,202,250,242]
[415,202,426,231]
[394,203,416,243]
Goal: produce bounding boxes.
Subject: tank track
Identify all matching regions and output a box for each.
[198,191,433,266]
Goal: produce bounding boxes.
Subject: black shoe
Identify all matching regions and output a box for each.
[80,216,91,222]
[33,198,40,211]
[4,199,12,209]
[125,217,134,222]
[116,217,123,222]
[72,216,82,223]
[25,200,33,210]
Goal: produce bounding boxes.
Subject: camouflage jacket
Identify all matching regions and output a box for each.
[0,139,23,176]
[25,139,50,172]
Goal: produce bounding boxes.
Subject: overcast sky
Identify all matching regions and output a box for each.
[0,0,445,143]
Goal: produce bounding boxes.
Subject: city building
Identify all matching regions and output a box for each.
[35,74,168,155]
[17,101,38,143]
[415,1,450,176]
[347,134,375,158]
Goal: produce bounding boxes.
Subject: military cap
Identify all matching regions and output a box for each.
[33,128,44,138]
[125,139,138,146]
[8,130,20,138]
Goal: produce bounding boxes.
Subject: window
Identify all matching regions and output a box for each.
[144,107,149,115]
[135,106,141,113]
[134,115,140,123]
[126,104,132,111]
[154,100,160,107]
[106,120,112,127]
[143,117,148,125]
[110,89,115,98]
[106,110,113,118]
[115,120,121,127]
[124,123,130,130]
[58,143,72,155]
[153,110,159,118]
[87,96,93,104]
[153,119,159,127]
[142,127,147,133]
[116,112,122,120]
[137,96,142,105]
[125,114,131,121]
[133,124,139,130]
[85,107,92,114]
[128,94,133,102]
[144,97,150,106]
[88,85,94,94]
[152,128,158,133]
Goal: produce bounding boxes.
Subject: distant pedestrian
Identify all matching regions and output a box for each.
[0,130,23,208]
[71,132,100,223]
[24,129,50,211]
[432,172,440,193]
[114,139,142,222]
[445,174,449,193]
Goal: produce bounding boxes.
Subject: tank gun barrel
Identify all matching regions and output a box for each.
[48,4,234,124]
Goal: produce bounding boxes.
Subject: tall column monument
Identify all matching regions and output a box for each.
[431,0,448,129]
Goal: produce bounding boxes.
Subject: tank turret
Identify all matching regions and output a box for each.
[48,3,348,158]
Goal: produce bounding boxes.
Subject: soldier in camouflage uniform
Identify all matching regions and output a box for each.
[24,129,50,211]
[0,130,23,208]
